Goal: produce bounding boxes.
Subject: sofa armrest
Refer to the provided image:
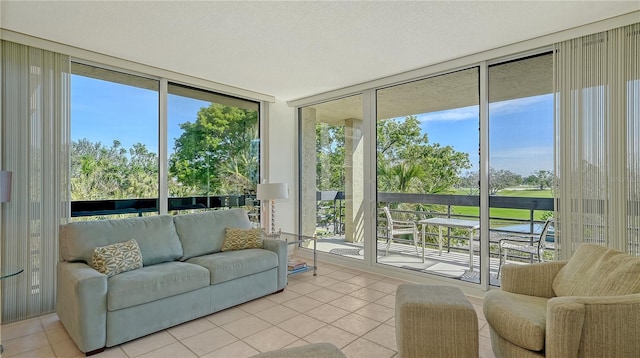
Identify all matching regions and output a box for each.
[262,239,288,290]
[501,261,567,297]
[546,293,640,358]
[56,261,108,353]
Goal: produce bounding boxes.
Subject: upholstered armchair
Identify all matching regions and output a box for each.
[483,243,640,358]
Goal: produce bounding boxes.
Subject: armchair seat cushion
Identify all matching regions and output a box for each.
[107,261,210,311]
[483,290,548,352]
[187,249,278,285]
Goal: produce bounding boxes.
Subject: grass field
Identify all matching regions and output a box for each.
[497,189,552,198]
[452,188,553,221]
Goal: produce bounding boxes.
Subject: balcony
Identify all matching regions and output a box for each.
[314,191,555,285]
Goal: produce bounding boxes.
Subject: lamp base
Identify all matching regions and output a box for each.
[270,199,276,234]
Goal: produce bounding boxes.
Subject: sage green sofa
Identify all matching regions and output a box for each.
[56,208,288,354]
[483,243,640,357]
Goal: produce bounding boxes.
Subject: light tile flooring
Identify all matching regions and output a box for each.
[1,261,496,358]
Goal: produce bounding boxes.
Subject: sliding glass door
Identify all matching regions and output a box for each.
[299,95,365,259]
[376,68,481,281]
[296,53,555,286]
[487,53,555,283]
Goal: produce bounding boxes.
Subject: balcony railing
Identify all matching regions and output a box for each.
[313,191,554,260]
[71,195,258,217]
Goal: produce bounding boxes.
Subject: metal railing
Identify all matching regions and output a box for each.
[377,192,554,260]
[71,195,259,217]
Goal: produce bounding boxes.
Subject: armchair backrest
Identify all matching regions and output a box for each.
[552,243,640,297]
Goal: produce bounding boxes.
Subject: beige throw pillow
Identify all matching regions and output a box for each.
[91,239,143,277]
[222,227,263,251]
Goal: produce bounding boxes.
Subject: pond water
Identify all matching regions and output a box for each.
[497,223,555,242]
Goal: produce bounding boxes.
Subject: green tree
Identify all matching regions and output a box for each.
[169,103,258,196]
[377,116,471,194]
[316,123,345,191]
[532,170,553,190]
[455,168,523,195]
[489,168,522,194]
[71,139,158,200]
[457,171,479,195]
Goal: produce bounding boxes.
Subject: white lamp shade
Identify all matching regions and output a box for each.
[256,183,288,200]
[0,170,12,203]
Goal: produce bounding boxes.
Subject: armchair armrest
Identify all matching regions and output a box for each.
[546,293,640,358]
[501,260,567,297]
[262,238,288,290]
[56,261,107,353]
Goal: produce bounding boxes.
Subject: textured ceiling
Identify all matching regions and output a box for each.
[1,1,638,101]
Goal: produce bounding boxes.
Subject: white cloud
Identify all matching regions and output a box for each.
[412,93,552,123]
[489,94,551,116]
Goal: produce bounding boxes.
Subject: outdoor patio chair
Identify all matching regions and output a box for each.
[496,218,554,278]
[382,206,421,259]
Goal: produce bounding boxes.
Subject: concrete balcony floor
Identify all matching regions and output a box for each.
[312,236,519,286]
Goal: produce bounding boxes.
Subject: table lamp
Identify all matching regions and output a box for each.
[256,182,288,233]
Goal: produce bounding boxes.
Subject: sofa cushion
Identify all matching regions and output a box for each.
[187,249,278,285]
[222,227,263,251]
[91,239,143,277]
[553,243,640,297]
[483,290,548,352]
[173,209,252,260]
[107,261,210,311]
[60,215,183,266]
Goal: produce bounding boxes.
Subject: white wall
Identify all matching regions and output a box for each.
[266,99,296,233]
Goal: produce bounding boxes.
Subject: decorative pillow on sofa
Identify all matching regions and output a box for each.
[91,239,143,277]
[221,227,263,251]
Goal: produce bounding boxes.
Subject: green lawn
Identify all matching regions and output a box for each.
[451,188,552,221]
[497,189,552,198]
[453,206,549,221]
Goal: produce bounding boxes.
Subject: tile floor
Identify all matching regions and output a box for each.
[1,261,496,358]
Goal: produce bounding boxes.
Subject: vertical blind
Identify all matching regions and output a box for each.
[555,23,639,259]
[1,41,70,322]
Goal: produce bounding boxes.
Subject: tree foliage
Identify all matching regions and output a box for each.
[457,171,479,195]
[71,139,158,200]
[456,168,525,195]
[169,103,258,196]
[315,116,471,196]
[376,116,471,194]
[489,168,522,194]
[316,124,345,191]
[532,170,554,190]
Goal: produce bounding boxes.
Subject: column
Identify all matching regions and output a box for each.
[345,118,364,243]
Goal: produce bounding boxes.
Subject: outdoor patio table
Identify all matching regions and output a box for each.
[419,218,480,271]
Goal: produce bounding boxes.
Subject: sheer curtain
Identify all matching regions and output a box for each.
[1,41,70,322]
[555,23,639,259]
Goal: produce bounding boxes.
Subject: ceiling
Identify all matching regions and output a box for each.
[1,1,638,101]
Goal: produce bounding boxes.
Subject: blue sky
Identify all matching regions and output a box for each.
[72,75,209,154]
[418,94,554,175]
[72,75,554,176]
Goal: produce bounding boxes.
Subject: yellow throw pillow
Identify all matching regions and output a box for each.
[91,239,143,277]
[222,227,263,251]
